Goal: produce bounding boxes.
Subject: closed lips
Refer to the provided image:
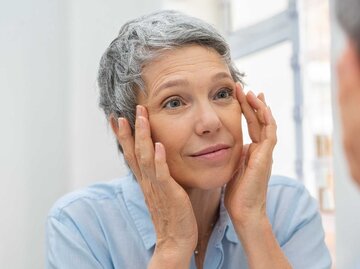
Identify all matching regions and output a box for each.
[190,144,230,157]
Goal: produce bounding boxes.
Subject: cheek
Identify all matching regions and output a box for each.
[148,115,186,157]
[222,104,243,141]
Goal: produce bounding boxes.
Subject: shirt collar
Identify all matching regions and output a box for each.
[218,192,240,244]
[122,173,239,250]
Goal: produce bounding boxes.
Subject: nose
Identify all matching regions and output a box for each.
[194,103,222,135]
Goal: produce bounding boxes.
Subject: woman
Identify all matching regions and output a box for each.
[337,0,360,186]
[336,1,360,268]
[46,10,331,268]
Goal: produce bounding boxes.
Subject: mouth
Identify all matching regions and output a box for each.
[190,144,231,157]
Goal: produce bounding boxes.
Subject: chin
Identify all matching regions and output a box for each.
[187,169,235,190]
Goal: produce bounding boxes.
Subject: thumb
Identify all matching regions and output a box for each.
[154,142,172,184]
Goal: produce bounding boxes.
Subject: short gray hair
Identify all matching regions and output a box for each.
[98,10,244,153]
[337,0,360,52]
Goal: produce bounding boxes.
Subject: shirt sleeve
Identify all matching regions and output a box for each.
[268,179,332,269]
[46,216,104,269]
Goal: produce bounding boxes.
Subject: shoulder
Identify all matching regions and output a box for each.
[47,173,134,221]
[267,174,316,214]
[267,175,310,206]
[268,174,305,190]
[45,174,151,268]
[266,175,323,243]
[266,179,332,267]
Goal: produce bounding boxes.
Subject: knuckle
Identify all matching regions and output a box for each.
[135,147,151,167]
[139,153,152,169]
[118,132,131,144]
[118,130,127,140]
[134,144,142,158]
[123,152,134,163]
[127,157,137,170]
[156,173,167,184]
[142,186,151,198]
[267,135,277,145]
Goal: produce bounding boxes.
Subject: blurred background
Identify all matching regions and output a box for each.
[1,0,360,268]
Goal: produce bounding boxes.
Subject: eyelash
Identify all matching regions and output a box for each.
[214,88,233,100]
[163,97,184,109]
[162,87,234,109]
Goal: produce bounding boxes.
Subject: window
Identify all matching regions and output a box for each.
[235,42,297,179]
[230,0,288,30]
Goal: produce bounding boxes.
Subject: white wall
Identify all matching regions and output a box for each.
[0,1,69,268]
[67,0,161,189]
[329,0,360,268]
[0,1,160,268]
[163,0,222,28]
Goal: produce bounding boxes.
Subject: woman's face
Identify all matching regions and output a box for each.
[138,45,243,190]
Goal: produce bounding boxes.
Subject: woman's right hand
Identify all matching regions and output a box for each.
[114,105,198,268]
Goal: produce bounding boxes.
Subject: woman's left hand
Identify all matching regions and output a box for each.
[224,84,292,269]
[224,83,277,228]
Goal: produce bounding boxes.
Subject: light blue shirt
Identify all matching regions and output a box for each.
[46,173,331,268]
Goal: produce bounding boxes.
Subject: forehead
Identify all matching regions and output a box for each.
[141,45,231,91]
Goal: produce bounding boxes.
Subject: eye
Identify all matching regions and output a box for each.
[163,97,184,109]
[214,88,233,100]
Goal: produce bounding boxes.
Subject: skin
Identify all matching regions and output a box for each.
[111,45,291,269]
[337,39,360,186]
[140,45,243,191]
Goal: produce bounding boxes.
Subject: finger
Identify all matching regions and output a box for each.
[135,105,156,182]
[250,91,277,144]
[117,117,142,181]
[154,142,172,184]
[257,92,266,104]
[243,139,275,189]
[225,145,249,204]
[263,107,277,147]
[226,144,248,186]
[246,91,267,125]
[236,84,261,142]
[246,94,277,157]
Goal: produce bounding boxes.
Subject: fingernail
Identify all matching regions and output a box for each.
[155,142,164,159]
[155,142,161,153]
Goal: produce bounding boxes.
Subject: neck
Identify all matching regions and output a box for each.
[185,187,222,269]
[185,187,222,238]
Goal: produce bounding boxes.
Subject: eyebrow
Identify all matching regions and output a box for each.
[152,78,190,98]
[152,71,233,98]
[211,71,233,82]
